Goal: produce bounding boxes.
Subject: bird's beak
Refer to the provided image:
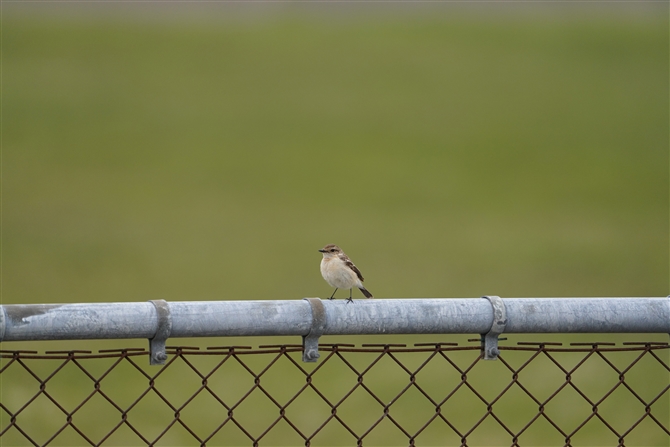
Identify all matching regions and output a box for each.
[318,249,326,253]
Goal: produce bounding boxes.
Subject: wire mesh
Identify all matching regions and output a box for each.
[1,341,668,446]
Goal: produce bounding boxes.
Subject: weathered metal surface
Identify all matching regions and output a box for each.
[1,297,668,344]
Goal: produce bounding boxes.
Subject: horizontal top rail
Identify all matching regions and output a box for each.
[2,297,669,340]
[1,297,668,364]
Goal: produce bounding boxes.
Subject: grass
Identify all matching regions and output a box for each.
[1,5,668,445]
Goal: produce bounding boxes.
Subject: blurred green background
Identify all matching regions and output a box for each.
[1,3,668,446]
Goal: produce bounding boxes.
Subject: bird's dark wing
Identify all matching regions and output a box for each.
[344,258,365,282]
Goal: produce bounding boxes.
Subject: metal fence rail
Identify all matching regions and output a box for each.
[2,297,669,364]
[1,342,668,447]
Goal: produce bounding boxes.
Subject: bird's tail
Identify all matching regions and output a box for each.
[359,287,373,299]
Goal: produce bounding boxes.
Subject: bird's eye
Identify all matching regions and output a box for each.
[330,249,336,252]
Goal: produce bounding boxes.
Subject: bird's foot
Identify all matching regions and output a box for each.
[345,297,354,304]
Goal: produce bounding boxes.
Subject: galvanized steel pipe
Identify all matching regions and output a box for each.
[1,297,668,342]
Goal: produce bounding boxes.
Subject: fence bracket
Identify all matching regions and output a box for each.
[302,298,326,363]
[481,295,507,360]
[148,300,172,365]
[0,305,5,343]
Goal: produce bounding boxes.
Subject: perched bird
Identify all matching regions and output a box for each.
[319,244,373,303]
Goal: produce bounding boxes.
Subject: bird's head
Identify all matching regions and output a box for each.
[319,244,342,258]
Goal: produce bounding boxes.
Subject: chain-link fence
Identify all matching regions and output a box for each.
[2,341,668,446]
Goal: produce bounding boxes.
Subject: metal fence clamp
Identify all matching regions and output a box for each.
[481,295,507,360]
[302,298,326,363]
[148,299,172,365]
[0,305,6,343]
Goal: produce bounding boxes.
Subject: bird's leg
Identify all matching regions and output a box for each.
[346,289,354,304]
[328,288,338,300]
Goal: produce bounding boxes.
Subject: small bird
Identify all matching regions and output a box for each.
[319,244,373,304]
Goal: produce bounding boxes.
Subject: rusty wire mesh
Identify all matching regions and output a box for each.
[1,341,668,447]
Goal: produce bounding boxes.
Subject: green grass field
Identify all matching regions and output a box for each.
[1,5,668,445]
